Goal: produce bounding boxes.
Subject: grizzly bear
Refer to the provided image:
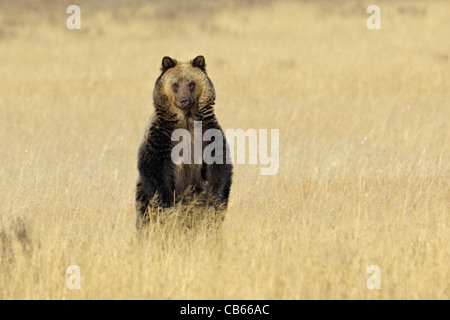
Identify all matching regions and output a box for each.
[136,56,233,229]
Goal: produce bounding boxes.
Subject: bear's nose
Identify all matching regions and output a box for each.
[180,97,192,108]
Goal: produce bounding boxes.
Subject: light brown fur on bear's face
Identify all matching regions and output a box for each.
[153,57,216,122]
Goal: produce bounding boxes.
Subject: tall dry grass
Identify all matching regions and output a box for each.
[0,0,448,299]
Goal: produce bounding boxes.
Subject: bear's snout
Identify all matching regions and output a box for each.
[179,96,193,109]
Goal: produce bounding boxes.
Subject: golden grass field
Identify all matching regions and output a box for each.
[0,0,448,299]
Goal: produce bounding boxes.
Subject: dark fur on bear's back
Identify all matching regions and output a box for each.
[136,56,233,229]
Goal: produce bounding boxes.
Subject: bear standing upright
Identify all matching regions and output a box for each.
[136,56,233,229]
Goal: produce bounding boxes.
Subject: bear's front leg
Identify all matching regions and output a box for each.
[135,175,173,230]
[136,137,175,229]
[135,178,151,229]
[206,162,233,212]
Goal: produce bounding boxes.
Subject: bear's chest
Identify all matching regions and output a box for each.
[173,116,207,197]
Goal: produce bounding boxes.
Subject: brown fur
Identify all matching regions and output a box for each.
[148,60,215,200]
[136,56,232,229]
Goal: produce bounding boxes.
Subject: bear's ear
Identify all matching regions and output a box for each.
[161,56,177,71]
[191,55,206,71]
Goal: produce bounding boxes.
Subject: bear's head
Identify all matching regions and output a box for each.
[153,56,215,115]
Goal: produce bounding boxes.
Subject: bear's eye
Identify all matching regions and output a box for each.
[172,83,179,91]
[189,82,195,91]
